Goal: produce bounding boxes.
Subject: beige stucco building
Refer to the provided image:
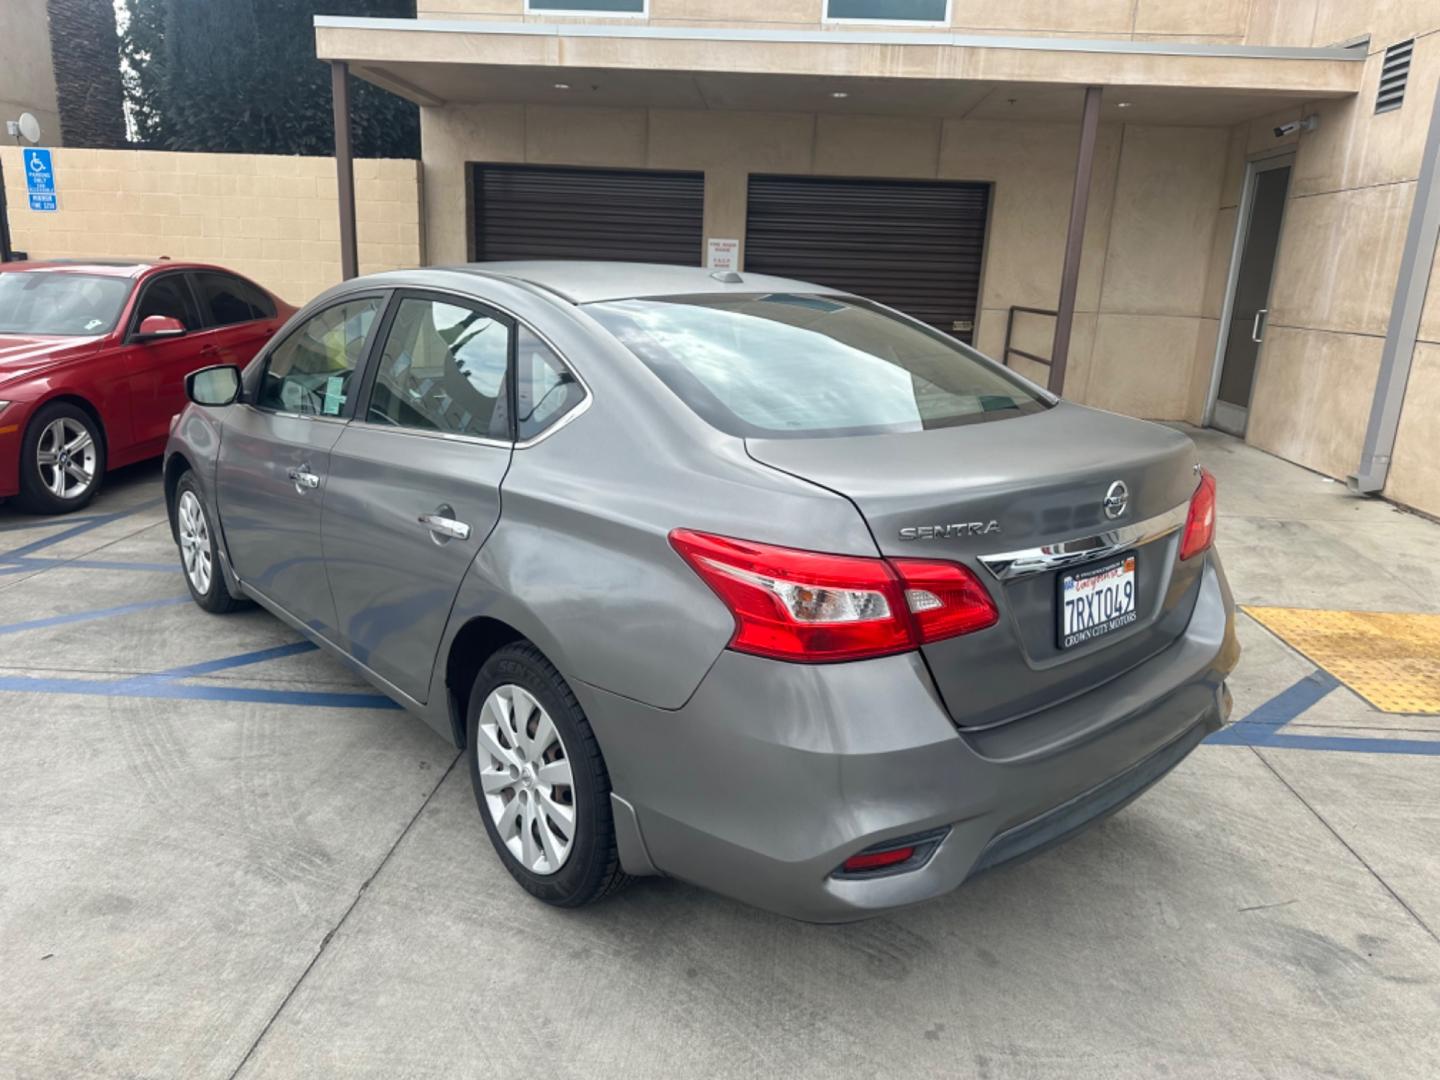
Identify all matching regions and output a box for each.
[97,4,1440,511]
[0,0,62,144]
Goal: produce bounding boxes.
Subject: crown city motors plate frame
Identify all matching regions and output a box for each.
[1057,551,1139,650]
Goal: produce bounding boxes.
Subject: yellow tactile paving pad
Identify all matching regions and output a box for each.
[1245,607,1440,715]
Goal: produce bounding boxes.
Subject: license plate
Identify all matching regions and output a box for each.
[1058,553,1138,650]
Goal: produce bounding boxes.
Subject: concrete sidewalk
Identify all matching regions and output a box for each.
[1,428,1438,1079]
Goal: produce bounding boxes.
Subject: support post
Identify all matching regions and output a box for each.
[1048,85,1103,396]
[1349,78,1440,494]
[331,61,359,281]
[0,153,14,262]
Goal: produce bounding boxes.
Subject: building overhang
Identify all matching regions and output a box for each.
[315,15,1364,125]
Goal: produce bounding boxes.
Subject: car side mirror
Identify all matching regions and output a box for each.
[136,314,186,341]
[186,364,243,407]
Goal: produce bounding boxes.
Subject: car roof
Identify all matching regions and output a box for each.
[0,259,233,279]
[443,261,848,305]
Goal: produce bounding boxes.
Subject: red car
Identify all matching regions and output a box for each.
[0,260,294,513]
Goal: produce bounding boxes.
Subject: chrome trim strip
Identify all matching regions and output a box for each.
[978,503,1188,582]
[349,419,511,449]
[313,15,1367,60]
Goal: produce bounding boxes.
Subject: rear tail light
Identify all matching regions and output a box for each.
[1180,468,1217,561]
[669,529,997,663]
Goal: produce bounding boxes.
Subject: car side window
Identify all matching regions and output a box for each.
[193,272,275,326]
[132,274,201,334]
[366,296,512,441]
[255,297,382,416]
[516,327,584,441]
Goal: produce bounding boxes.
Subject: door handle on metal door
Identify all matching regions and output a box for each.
[286,465,320,492]
[418,512,471,543]
[1251,308,1268,343]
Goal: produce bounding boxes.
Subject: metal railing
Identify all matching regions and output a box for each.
[1002,306,1057,369]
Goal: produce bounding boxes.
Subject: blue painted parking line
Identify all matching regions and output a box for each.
[0,498,168,575]
[0,672,401,709]
[1211,728,1440,756]
[0,501,160,561]
[143,640,319,680]
[3,557,178,573]
[1207,670,1440,756]
[1228,670,1341,728]
[0,596,190,636]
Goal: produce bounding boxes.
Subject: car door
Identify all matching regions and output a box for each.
[321,290,515,703]
[190,270,285,368]
[216,293,386,637]
[122,270,207,452]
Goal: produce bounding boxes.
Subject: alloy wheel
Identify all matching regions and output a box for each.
[35,417,97,501]
[177,490,213,595]
[476,684,576,875]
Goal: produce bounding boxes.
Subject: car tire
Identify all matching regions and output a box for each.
[467,643,630,908]
[173,472,245,614]
[16,401,105,514]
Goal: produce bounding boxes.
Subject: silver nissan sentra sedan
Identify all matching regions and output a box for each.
[165,261,1239,922]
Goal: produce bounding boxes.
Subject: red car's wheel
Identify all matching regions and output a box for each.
[17,401,105,515]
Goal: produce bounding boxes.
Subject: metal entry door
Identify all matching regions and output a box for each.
[744,175,990,342]
[472,164,704,266]
[1210,155,1293,436]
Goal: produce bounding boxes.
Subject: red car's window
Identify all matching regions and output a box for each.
[133,274,202,334]
[0,272,131,335]
[193,272,276,327]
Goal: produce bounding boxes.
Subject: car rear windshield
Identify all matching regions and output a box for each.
[0,272,132,336]
[585,294,1051,439]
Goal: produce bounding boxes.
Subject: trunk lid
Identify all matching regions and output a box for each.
[746,402,1207,729]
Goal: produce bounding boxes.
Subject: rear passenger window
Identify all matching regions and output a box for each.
[255,297,382,416]
[516,327,584,441]
[366,296,512,441]
[193,272,276,326]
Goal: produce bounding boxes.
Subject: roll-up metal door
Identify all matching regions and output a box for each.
[472,164,704,266]
[744,175,990,342]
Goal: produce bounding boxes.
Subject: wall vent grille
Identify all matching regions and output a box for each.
[1376,39,1413,113]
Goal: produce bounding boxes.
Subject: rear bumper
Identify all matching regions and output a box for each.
[577,552,1239,922]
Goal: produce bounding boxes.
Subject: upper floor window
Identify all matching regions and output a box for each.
[825,0,949,22]
[525,0,646,14]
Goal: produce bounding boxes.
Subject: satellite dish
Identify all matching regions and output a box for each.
[17,113,42,145]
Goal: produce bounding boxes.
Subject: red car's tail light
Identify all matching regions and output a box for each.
[668,529,997,663]
[1180,468,1217,561]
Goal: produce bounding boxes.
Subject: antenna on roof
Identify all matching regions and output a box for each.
[709,270,743,284]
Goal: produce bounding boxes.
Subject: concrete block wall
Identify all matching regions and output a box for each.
[424,104,1227,423]
[0,148,423,306]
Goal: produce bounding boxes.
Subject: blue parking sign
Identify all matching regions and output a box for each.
[25,148,57,212]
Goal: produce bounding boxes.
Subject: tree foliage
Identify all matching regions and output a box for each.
[118,0,419,158]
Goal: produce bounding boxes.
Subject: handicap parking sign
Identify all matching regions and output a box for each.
[25,148,57,212]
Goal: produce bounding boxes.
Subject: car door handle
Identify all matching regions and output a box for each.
[418,512,471,542]
[286,466,320,492]
[1250,308,1268,343]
